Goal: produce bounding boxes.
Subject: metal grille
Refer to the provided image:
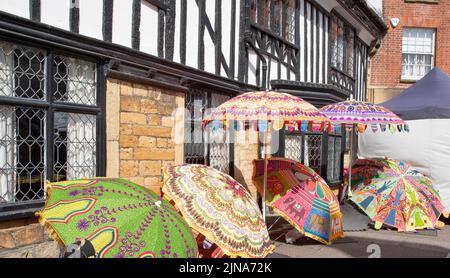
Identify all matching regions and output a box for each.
[327,135,342,182]
[304,134,322,173]
[0,107,46,203]
[53,112,97,182]
[285,134,302,162]
[208,93,230,173]
[0,42,46,100]
[284,132,322,174]
[184,88,231,174]
[53,55,97,105]
[184,90,207,165]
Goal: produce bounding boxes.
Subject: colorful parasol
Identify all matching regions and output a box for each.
[36,178,198,258]
[161,164,275,258]
[319,99,406,200]
[319,99,406,133]
[350,158,447,231]
[203,91,332,220]
[252,158,344,244]
[203,90,331,127]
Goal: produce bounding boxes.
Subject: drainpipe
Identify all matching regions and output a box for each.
[243,35,268,90]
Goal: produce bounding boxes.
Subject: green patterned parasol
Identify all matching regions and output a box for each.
[36,178,198,258]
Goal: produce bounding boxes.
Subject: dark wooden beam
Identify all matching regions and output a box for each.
[197,0,205,70]
[102,0,113,42]
[237,0,250,83]
[157,8,165,58]
[180,0,187,64]
[164,0,176,60]
[0,11,259,95]
[29,0,41,22]
[131,0,141,50]
[215,0,222,75]
[229,0,236,78]
[69,0,80,33]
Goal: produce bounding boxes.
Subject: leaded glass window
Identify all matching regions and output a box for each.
[250,0,296,43]
[0,40,101,208]
[184,88,232,175]
[330,14,355,76]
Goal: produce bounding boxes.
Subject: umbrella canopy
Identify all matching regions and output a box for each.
[350,158,446,231]
[203,90,331,131]
[161,164,274,258]
[320,100,405,133]
[36,178,198,258]
[252,158,344,244]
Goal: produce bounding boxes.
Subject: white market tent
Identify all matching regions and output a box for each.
[359,68,450,211]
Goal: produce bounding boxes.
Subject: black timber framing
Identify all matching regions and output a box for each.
[215,0,222,75]
[192,0,233,79]
[336,0,387,38]
[131,0,141,50]
[157,8,165,58]
[103,0,113,42]
[29,0,40,22]
[0,11,256,95]
[229,0,237,79]
[197,0,205,70]
[69,0,80,33]
[179,0,187,65]
[238,0,251,84]
[271,80,350,106]
[164,0,176,61]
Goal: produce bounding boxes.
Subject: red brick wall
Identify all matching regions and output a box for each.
[370,0,450,88]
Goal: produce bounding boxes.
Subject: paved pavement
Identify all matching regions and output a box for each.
[268,223,450,258]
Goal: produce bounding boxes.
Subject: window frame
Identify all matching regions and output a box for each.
[401,27,436,82]
[0,37,106,220]
[183,86,234,176]
[249,0,297,44]
[330,13,357,78]
[276,128,346,187]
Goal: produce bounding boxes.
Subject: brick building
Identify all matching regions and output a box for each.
[368,0,450,103]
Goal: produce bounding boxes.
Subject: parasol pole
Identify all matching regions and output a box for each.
[346,94,355,200]
[262,130,268,221]
[347,124,354,199]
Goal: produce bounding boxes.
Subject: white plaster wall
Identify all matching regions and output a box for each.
[140,1,159,56]
[112,0,132,48]
[204,0,216,74]
[0,0,29,19]
[185,0,199,69]
[41,0,69,30]
[79,0,103,40]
